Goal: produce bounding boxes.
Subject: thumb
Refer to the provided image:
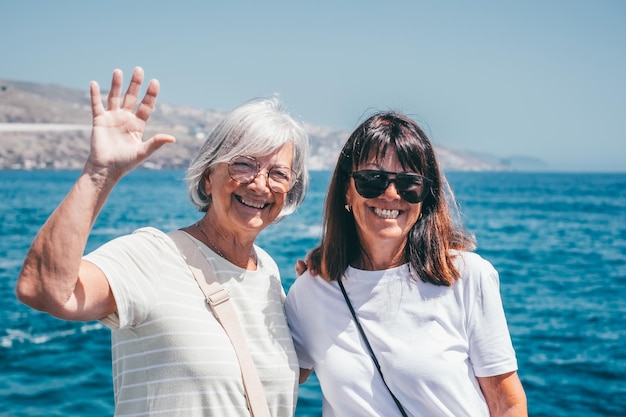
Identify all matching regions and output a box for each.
[140,134,176,158]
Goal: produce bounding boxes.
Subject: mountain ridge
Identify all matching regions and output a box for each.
[0,79,542,171]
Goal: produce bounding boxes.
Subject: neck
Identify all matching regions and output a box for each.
[355,240,407,271]
[191,218,257,270]
[354,255,407,271]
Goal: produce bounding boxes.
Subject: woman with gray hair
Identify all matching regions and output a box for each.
[16,67,308,417]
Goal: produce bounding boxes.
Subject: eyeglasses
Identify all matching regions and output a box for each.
[228,155,297,194]
[349,170,431,203]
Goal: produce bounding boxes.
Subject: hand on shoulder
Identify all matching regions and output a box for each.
[294,249,319,277]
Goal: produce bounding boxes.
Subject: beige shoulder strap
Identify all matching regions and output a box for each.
[169,229,271,417]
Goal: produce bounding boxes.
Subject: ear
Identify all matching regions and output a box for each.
[202,169,212,196]
[345,181,353,207]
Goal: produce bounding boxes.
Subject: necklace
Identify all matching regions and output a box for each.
[194,222,225,258]
[194,222,257,266]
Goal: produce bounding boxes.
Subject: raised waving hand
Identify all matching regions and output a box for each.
[87,67,175,180]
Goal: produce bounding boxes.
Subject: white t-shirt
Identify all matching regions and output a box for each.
[84,227,298,417]
[285,251,518,417]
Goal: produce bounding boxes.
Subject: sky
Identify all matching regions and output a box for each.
[2,0,625,172]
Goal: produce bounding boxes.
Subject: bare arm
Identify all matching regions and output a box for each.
[478,371,527,417]
[15,67,175,321]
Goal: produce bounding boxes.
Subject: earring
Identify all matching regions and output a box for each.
[344,204,352,213]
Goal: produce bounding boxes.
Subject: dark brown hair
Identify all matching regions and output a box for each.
[314,111,475,286]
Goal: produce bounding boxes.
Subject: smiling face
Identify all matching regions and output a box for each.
[203,143,294,241]
[346,148,423,265]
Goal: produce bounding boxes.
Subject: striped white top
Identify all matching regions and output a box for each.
[84,227,298,417]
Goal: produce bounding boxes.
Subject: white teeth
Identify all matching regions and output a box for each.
[373,208,399,219]
[239,197,266,209]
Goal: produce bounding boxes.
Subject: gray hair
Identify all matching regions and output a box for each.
[186,96,309,221]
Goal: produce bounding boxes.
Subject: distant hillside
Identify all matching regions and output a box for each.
[0,79,525,171]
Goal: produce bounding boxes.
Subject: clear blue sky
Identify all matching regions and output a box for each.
[2,0,625,171]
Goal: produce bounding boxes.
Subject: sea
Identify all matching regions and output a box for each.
[1,169,625,417]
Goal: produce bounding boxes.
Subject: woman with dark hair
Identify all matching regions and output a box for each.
[285,112,527,416]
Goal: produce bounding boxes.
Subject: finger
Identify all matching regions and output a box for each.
[121,67,144,111]
[90,81,104,118]
[138,133,176,160]
[107,69,124,110]
[135,79,160,122]
[295,259,308,276]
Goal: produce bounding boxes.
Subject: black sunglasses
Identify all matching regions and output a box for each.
[349,170,431,203]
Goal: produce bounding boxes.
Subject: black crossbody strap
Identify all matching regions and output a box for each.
[338,279,409,417]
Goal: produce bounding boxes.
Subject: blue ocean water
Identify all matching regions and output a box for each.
[1,170,625,416]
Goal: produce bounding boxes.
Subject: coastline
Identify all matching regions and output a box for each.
[0,123,91,132]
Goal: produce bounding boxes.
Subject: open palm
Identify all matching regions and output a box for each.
[87,67,175,180]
